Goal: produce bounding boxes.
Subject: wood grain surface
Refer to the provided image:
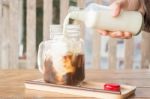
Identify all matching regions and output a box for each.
[0,69,150,99]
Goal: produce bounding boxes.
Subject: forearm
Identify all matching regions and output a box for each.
[143,0,150,32]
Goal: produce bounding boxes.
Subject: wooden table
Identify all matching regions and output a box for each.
[0,69,150,99]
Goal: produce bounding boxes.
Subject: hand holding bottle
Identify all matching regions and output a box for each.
[97,0,145,39]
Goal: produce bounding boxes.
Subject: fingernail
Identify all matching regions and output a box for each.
[101,32,107,36]
[124,32,132,37]
[112,11,117,17]
[112,3,121,17]
[116,33,122,36]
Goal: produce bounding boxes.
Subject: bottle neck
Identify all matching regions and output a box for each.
[69,11,85,22]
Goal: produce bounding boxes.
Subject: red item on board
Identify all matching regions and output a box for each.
[104,83,121,92]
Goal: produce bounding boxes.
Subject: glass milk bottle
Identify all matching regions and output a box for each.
[37,25,85,86]
[68,3,143,36]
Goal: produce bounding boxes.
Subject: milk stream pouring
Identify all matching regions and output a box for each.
[64,3,143,36]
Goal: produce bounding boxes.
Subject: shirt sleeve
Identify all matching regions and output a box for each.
[143,0,150,32]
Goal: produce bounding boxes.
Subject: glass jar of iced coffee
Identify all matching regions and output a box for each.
[37,25,85,86]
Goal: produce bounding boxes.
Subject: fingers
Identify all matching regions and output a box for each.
[109,31,123,38]
[96,29,109,36]
[110,0,128,17]
[110,0,124,17]
[112,2,122,17]
[109,31,132,39]
[123,32,132,39]
[97,29,132,39]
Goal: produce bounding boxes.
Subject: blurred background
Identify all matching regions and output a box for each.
[0,0,150,70]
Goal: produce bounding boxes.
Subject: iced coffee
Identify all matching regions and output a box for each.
[43,52,84,85]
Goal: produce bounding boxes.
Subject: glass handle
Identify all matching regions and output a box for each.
[37,42,44,74]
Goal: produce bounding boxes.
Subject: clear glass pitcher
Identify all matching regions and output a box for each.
[37,25,85,85]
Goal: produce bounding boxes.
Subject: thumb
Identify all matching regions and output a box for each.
[110,1,124,17]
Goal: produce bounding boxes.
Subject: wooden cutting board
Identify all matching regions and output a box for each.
[24,79,136,99]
